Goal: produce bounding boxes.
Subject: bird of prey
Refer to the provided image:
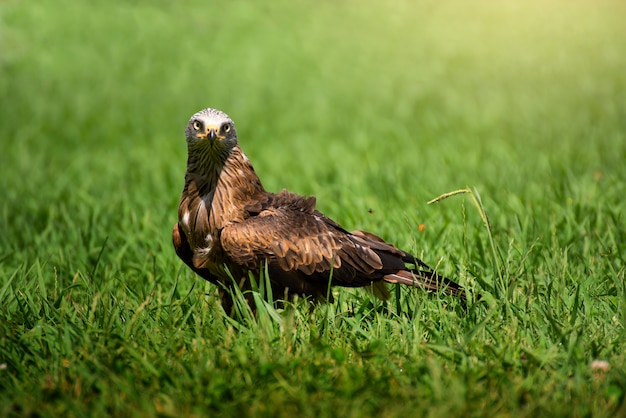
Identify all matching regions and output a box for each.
[173,108,465,314]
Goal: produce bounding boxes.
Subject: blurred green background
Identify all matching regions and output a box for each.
[1,0,625,415]
[2,0,625,280]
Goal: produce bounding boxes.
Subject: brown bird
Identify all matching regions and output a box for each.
[173,108,465,314]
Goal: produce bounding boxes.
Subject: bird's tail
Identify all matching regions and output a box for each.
[383,269,466,300]
[350,229,468,301]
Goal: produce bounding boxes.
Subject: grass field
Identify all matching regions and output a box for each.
[1,0,626,416]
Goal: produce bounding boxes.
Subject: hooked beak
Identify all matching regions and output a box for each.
[207,127,218,142]
[205,124,219,143]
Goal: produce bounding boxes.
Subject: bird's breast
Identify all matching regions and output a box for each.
[181,211,191,230]
[204,232,214,247]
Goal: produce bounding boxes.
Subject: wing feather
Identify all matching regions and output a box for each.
[220,207,345,277]
[338,245,381,273]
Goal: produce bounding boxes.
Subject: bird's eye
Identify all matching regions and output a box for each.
[193,120,202,131]
[223,124,231,133]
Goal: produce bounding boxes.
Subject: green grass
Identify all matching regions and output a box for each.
[1,0,626,416]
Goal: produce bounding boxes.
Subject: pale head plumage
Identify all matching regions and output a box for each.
[185,108,238,152]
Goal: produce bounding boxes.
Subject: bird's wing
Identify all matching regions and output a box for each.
[220,207,387,278]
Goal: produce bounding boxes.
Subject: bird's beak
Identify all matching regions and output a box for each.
[195,124,223,143]
[206,125,219,143]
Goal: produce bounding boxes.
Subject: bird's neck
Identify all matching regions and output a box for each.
[181,144,266,231]
[184,143,227,200]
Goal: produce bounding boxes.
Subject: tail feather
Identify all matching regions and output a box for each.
[383,269,466,300]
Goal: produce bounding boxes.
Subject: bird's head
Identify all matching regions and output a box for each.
[185,108,238,153]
